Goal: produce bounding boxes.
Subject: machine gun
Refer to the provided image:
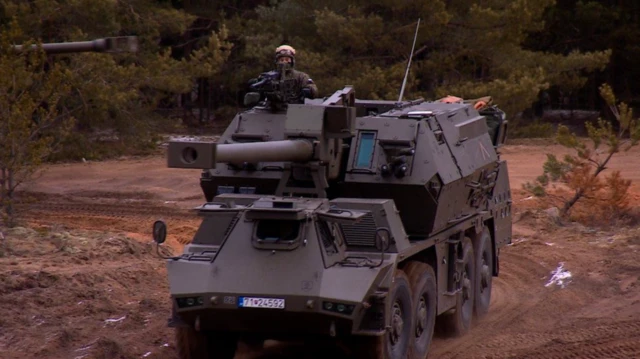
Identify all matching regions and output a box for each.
[249,70,281,92]
[244,65,309,110]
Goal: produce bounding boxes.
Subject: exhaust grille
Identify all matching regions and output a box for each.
[339,212,376,247]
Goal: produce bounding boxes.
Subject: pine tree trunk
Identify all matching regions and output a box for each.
[0,168,6,226]
[6,169,14,227]
[561,188,584,217]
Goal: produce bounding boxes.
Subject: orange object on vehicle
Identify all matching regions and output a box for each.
[438,95,463,104]
[474,101,487,109]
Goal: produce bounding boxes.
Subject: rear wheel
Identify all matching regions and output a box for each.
[404,261,437,359]
[175,326,237,359]
[474,228,493,319]
[439,236,475,337]
[347,269,414,359]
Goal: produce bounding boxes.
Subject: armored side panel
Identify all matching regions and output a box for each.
[491,160,513,247]
[339,102,501,237]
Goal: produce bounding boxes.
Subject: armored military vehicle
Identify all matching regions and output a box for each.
[153,75,512,358]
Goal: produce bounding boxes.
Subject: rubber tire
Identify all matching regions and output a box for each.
[404,261,437,359]
[347,270,414,359]
[175,326,237,359]
[439,236,475,337]
[473,228,493,319]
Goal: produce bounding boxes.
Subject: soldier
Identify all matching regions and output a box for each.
[249,45,318,104]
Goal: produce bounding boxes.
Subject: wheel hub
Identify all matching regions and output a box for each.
[416,298,427,337]
[480,256,490,291]
[390,302,403,345]
[462,273,471,302]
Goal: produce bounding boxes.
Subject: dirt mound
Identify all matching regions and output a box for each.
[0,226,177,359]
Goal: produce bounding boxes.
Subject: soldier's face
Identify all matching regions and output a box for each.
[277,57,292,64]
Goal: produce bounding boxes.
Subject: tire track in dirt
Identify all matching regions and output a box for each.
[490,320,640,359]
[430,248,552,358]
[475,320,640,358]
[15,201,195,220]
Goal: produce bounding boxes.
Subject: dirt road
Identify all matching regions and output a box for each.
[1,140,639,359]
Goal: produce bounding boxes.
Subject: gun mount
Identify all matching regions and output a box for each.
[11,36,138,54]
[159,66,512,359]
[170,86,357,197]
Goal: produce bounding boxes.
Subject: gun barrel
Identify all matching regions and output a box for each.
[167,140,314,169]
[218,140,314,164]
[12,36,138,54]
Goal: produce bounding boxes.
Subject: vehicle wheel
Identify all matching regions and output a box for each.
[439,236,475,337]
[404,261,437,359]
[175,326,237,359]
[346,269,414,359]
[474,228,493,319]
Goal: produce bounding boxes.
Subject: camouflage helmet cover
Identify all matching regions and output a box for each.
[275,44,296,66]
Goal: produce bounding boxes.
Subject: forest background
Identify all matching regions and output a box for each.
[0,0,638,162]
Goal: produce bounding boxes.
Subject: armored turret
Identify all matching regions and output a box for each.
[169,86,357,198]
[168,86,508,238]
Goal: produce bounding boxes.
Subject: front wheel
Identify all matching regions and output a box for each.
[175,326,237,359]
[346,269,414,359]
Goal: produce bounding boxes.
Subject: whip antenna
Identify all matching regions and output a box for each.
[398,18,421,102]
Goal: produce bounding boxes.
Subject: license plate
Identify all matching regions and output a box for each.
[238,296,285,309]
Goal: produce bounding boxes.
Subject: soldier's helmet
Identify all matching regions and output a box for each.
[275,45,296,67]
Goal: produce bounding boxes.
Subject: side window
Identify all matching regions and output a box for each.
[252,219,303,250]
[255,220,300,242]
[354,131,377,169]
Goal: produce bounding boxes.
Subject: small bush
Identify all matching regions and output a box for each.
[523,83,640,222]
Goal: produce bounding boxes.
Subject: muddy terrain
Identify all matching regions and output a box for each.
[1,139,639,359]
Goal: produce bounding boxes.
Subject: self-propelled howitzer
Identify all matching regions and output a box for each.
[157,85,513,359]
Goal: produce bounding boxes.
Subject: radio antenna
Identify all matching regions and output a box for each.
[398,18,421,103]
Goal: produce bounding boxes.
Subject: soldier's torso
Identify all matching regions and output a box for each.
[281,70,306,104]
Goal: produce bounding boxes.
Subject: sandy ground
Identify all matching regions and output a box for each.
[1,139,639,358]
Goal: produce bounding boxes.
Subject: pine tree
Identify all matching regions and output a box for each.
[0,19,75,226]
[197,0,613,120]
[0,0,232,159]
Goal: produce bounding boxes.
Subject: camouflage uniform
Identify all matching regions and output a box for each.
[280,68,318,104]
